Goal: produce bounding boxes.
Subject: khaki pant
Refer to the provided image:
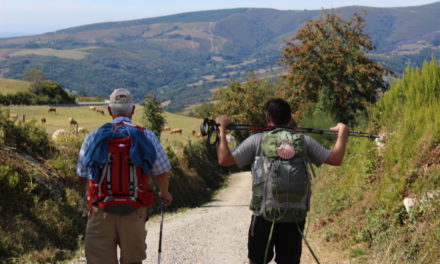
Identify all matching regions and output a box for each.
[85,207,148,264]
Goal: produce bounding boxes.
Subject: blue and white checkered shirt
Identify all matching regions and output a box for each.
[76,116,171,177]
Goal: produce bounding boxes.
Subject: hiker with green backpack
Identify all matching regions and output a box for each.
[216,98,348,264]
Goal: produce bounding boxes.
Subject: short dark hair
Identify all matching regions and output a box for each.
[264,98,292,126]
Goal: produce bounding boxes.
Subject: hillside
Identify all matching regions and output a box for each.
[308,59,440,263]
[1,3,440,110]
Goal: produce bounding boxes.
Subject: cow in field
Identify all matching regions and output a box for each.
[162,126,171,132]
[41,117,46,124]
[96,108,105,115]
[69,117,78,126]
[89,106,97,111]
[48,107,56,113]
[78,127,88,134]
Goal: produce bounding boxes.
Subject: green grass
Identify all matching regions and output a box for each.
[0,78,30,94]
[309,58,440,263]
[4,105,204,145]
[77,96,105,102]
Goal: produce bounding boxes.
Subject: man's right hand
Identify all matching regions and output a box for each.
[215,115,236,166]
[159,191,173,206]
[329,122,349,137]
[215,115,232,131]
[325,122,349,166]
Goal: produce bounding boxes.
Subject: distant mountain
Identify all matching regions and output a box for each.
[1,3,440,110]
[0,32,35,38]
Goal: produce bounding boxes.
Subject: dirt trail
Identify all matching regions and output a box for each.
[143,172,347,264]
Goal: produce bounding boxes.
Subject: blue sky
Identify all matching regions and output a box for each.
[0,0,437,36]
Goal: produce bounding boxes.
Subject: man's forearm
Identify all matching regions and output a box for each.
[326,129,349,166]
[217,128,229,163]
[154,173,169,193]
[333,133,348,163]
[154,172,172,205]
[217,128,235,166]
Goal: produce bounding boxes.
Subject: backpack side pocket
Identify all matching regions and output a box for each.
[250,156,265,211]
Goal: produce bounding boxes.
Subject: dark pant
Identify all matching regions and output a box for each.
[248,215,306,264]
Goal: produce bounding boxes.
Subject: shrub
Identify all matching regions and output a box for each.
[0,108,55,159]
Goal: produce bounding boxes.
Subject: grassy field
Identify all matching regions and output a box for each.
[0,78,30,94]
[4,105,204,145]
[10,48,89,60]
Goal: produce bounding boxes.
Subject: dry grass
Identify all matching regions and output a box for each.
[10,48,89,60]
[4,105,204,146]
[0,78,30,94]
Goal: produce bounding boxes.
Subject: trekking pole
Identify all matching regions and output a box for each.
[200,119,378,145]
[158,200,164,264]
[297,223,321,264]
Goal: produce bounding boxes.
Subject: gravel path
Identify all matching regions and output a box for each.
[144,171,253,264]
[142,171,345,264]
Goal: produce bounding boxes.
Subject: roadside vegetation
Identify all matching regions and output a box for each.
[308,59,439,263]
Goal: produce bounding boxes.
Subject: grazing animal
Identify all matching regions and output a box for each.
[162,126,171,132]
[41,117,46,123]
[48,107,56,113]
[78,127,88,134]
[89,106,97,111]
[52,129,66,141]
[69,118,79,135]
[192,130,196,136]
[171,128,183,134]
[69,117,78,125]
[96,108,105,115]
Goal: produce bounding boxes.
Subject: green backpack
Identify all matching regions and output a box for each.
[250,129,312,223]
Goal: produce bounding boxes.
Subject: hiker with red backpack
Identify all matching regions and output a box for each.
[216,98,348,264]
[76,88,172,264]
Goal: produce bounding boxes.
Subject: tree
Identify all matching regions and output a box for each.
[194,102,216,119]
[212,72,277,141]
[35,81,76,104]
[143,93,166,139]
[23,68,45,92]
[279,10,392,126]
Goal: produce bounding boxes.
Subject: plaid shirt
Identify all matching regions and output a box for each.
[76,116,171,177]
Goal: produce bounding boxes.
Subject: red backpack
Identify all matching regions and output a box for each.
[87,125,154,214]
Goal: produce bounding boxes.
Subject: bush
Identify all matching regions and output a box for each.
[0,110,86,263]
[0,81,76,105]
[0,108,55,159]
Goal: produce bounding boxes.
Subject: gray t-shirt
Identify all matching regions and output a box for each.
[232,132,331,168]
